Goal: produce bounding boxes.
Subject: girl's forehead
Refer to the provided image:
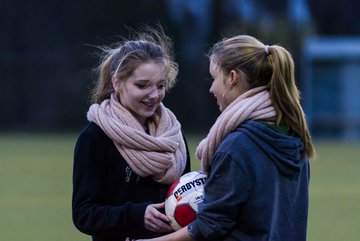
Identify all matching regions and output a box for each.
[130,62,166,81]
[209,60,221,74]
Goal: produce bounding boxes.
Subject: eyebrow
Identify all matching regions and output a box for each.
[134,79,150,83]
[134,78,166,87]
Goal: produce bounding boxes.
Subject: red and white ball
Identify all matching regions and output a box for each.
[165,171,207,230]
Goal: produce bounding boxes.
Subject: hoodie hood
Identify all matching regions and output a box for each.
[238,120,305,176]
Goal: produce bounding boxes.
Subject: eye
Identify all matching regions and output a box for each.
[135,83,147,89]
[157,81,166,89]
[134,80,151,89]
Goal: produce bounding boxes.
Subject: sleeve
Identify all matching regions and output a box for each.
[188,151,251,241]
[72,128,149,236]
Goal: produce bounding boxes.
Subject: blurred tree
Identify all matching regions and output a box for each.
[3,0,353,133]
[309,0,360,35]
[0,0,170,131]
[164,0,216,132]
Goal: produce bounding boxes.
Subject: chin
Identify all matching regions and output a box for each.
[218,104,224,112]
[143,110,157,118]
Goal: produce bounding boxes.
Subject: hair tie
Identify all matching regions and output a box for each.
[264,45,270,55]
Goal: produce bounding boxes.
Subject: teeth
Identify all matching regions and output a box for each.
[143,101,156,107]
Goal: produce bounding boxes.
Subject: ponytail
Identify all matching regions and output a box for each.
[268,46,315,158]
[209,35,315,159]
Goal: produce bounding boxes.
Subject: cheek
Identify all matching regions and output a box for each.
[118,86,138,104]
[211,81,220,96]
[158,89,166,101]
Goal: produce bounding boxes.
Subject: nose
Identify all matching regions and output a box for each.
[209,83,214,96]
[148,87,159,99]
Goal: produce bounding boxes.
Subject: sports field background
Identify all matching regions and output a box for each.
[0,133,359,241]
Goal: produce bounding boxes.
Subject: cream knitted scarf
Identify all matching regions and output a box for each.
[87,94,187,184]
[196,86,276,172]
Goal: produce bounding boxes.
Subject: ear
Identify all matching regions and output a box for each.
[228,70,239,88]
[112,76,120,92]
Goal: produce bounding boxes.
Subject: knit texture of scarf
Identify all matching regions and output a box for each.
[87,94,187,184]
[196,86,276,172]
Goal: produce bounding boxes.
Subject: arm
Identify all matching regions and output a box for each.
[72,128,148,236]
[133,226,194,241]
[187,151,251,241]
[133,151,250,241]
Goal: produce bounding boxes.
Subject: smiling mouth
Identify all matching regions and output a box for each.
[142,101,157,108]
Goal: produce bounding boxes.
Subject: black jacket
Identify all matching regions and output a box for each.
[72,123,191,241]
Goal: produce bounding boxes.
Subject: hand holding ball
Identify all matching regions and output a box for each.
[165,171,207,230]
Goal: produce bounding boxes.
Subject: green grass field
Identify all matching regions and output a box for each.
[0,133,359,241]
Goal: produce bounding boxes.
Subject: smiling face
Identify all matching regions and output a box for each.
[209,58,251,112]
[209,60,231,112]
[113,61,166,127]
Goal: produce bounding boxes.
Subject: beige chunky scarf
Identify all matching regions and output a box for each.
[87,94,187,184]
[196,86,276,172]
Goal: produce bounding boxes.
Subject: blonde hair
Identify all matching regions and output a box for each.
[91,26,178,103]
[209,35,315,159]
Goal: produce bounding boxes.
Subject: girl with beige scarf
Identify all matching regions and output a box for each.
[133,35,315,241]
[72,27,190,241]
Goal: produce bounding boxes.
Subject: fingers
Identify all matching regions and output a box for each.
[150,202,165,209]
[150,202,169,222]
[144,204,173,233]
[144,214,173,233]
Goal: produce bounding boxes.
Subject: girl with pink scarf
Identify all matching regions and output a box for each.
[72,27,190,241]
[132,35,315,241]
